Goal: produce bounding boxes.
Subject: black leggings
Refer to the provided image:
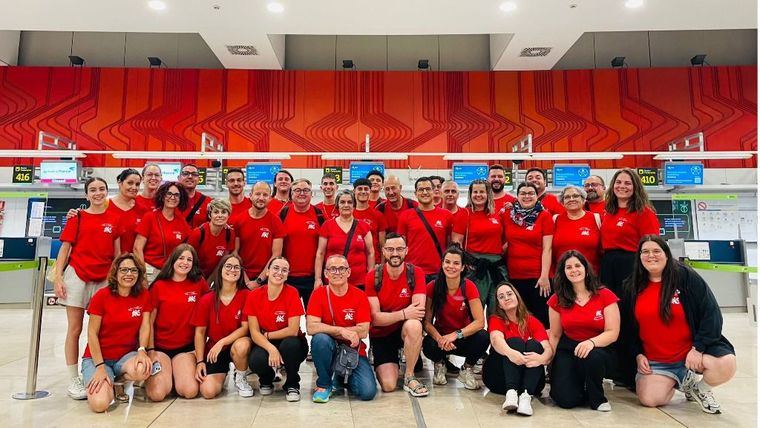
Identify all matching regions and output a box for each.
[549,336,612,409]
[482,338,546,395]
[510,278,549,328]
[422,330,490,366]
[600,250,636,385]
[287,275,315,309]
[249,336,308,390]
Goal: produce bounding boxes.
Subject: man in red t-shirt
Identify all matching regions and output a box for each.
[226,168,252,220]
[441,180,468,226]
[232,181,284,288]
[397,177,453,283]
[315,174,339,219]
[429,175,445,208]
[376,175,417,233]
[268,170,293,214]
[365,234,428,396]
[526,167,565,216]
[306,255,376,403]
[583,175,607,215]
[179,163,212,228]
[366,170,385,209]
[489,164,517,213]
[353,178,387,262]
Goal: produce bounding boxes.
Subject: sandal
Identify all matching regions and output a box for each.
[404,376,430,397]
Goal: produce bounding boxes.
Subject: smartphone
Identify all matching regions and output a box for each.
[150,361,162,376]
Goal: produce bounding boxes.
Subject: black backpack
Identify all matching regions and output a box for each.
[374,263,416,293]
[279,205,325,226]
[198,225,232,246]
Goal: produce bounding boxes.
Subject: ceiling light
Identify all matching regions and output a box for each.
[68,55,85,66]
[321,153,408,161]
[267,2,284,13]
[690,54,708,66]
[624,0,643,8]
[653,151,754,160]
[148,0,167,11]
[418,59,429,70]
[0,150,87,159]
[111,151,291,160]
[499,2,517,12]
[342,59,355,70]
[531,153,624,160]
[444,153,533,161]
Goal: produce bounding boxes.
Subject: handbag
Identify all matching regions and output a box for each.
[326,287,360,383]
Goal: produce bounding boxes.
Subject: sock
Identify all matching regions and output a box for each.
[235,369,247,378]
[696,379,712,394]
[68,364,79,379]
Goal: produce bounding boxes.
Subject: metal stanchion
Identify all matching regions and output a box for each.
[12,255,51,400]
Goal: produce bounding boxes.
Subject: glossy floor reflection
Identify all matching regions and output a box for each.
[0,308,755,427]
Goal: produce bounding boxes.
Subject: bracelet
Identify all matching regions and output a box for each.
[146,347,155,352]
[196,360,204,366]
[264,332,269,339]
[588,339,596,348]
[402,309,406,320]
[95,362,105,368]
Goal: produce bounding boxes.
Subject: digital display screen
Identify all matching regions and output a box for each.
[349,162,385,184]
[39,161,80,184]
[452,163,488,186]
[245,163,282,185]
[155,162,182,182]
[663,162,703,186]
[552,164,591,187]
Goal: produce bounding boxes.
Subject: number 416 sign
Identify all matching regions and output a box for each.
[12,165,34,184]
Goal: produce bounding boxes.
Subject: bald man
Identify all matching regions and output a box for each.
[375,175,418,233]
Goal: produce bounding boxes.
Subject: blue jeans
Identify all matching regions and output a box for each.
[81,351,137,385]
[310,333,377,401]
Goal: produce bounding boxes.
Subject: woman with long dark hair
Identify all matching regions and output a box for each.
[625,235,736,414]
[191,254,252,399]
[548,250,620,411]
[106,168,147,254]
[482,282,552,416]
[144,244,208,401]
[422,245,489,390]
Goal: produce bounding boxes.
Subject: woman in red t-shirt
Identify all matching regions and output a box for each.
[548,250,620,411]
[246,257,308,401]
[134,181,191,284]
[192,254,252,399]
[144,244,208,401]
[482,282,552,416]
[552,185,602,276]
[186,198,236,278]
[106,168,147,255]
[53,177,122,400]
[503,182,554,328]
[314,190,375,289]
[135,163,162,212]
[451,179,507,315]
[81,253,152,412]
[422,245,489,390]
[626,236,735,414]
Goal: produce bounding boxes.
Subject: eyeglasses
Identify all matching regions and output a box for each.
[563,194,583,200]
[416,187,433,193]
[270,266,290,274]
[383,247,407,253]
[144,173,161,178]
[118,267,139,275]
[165,192,180,199]
[584,183,603,188]
[640,249,665,257]
[518,191,537,197]
[292,188,312,195]
[326,266,349,275]
[181,171,200,177]
[223,264,242,272]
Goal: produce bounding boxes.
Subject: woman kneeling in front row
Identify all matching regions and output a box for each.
[483,282,552,416]
[548,250,620,411]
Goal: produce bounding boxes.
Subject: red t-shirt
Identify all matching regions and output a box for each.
[135,194,155,212]
[547,287,618,342]
[364,264,427,337]
[316,202,340,220]
[494,193,517,214]
[377,197,418,233]
[281,206,322,277]
[136,210,192,268]
[190,288,249,351]
[552,212,602,276]
[180,191,212,229]
[60,210,121,282]
[601,207,660,252]
[319,219,372,287]
[84,287,152,360]
[150,277,209,350]
[244,284,304,334]
[267,198,291,215]
[426,279,479,335]
[503,210,554,279]
[487,314,548,342]
[230,198,253,221]
[231,210,285,279]
[186,224,236,278]
[585,200,606,215]
[397,208,453,275]
[306,285,371,356]
[353,207,388,260]
[635,281,692,363]
[539,193,565,216]
[453,209,504,255]
[107,200,147,254]
[368,198,384,209]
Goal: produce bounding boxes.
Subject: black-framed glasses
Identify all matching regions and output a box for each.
[165,192,180,199]
[181,171,200,177]
[326,266,349,275]
[383,247,407,253]
[223,264,242,272]
[292,188,312,195]
[118,267,139,275]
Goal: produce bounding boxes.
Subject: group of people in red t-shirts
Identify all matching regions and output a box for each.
[54,163,736,417]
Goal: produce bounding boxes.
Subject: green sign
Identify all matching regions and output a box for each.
[323,167,343,184]
[12,165,34,184]
[636,167,658,186]
[685,260,757,274]
[504,170,514,186]
[198,168,207,185]
[672,194,738,201]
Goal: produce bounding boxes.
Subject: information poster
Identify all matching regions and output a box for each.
[452,163,488,186]
[663,162,703,186]
[349,162,384,184]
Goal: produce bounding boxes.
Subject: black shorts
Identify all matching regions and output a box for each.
[156,343,194,359]
[204,348,233,375]
[371,329,403,368]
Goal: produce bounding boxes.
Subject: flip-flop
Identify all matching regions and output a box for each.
[403,376,429,397]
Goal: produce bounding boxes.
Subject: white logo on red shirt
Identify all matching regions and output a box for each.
[103,224,113,234]
[490,218,499,225]
[434,220,443,228]
[175,232,183,240]
[129,306,143,318]
[526,224,535,231]
[616,219,626,227]
[460,301,467,311]
[275,311,286,323]
[216,250,224,256]
[343,309,355,321]
[399,288,410,298]
[579,227,591,236]
[306,221,317,230]
[671,290,681,305]
[186,292,197,303]
[356,236,364,243]
[593,309,603,321]
[260,228,270,239]
[235,310,242,320]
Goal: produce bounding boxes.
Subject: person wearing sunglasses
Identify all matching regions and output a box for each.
[178,164,211,228]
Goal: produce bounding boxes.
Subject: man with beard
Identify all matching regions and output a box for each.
[583,175,607,215]
[525,167,565,216]
[376,175,417,233]
[429,175,445,208]
[315,174,339,219]
[226,168,251,220]
[353,178,387,262]
[489,164,516,213]
[364,233,428,397]
[269,169,293,214]
[179,163,212,228]
[232,181,285,288]
[366,170,385,209]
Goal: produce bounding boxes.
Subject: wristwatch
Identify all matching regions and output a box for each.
[255,277,266,285]
[455,329,464,340]
[137,346,146,353]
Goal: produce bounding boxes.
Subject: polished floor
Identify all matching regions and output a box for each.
[0,308,756,428]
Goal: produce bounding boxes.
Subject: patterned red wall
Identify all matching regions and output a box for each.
[0,66,756,169]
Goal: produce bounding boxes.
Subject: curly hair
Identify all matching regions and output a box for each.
[154,181,189,211]
[107,253,146,297]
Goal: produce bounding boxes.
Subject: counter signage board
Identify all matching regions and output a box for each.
[12,165,33,184]
[245,163,282,185]
[552,164,590,187]
[349,162,384,184]
[663,162,703,186]
[637,167,658,186]
[452,163,488,186]
[323,167,343,184]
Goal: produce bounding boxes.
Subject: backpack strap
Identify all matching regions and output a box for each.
[279,205,290,222]
[198,225,206,246]
[374,264,384,293]
[593,212,602,229]
[405,198,414,209]
[342,220,359,258]
[314,206,325,226]
[405,263,416,291]
[225,226,231,245]
[185,194,208,225]
[376,201,386,213]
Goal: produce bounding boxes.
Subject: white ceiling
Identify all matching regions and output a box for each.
[0,0,756,70]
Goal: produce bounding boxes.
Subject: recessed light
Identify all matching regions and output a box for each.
[267,2,284,13]
[499,1,517,12]
[625,0,643,8]
[148,0,167,11]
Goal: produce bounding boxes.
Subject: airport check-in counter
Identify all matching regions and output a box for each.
[0,237,52,305]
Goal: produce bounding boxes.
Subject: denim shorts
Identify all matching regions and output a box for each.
[636,360,688,388]
[81,351,138,385]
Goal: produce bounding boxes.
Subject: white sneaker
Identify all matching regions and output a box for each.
[234,372,254,397]
[596,402,612,412]
[681,370,698,402]
[457,366,480,390]
[473,357,483,375]
[285,387,301,402]
[433,362,448,385]
[502,389,518,411]
[260,384,274,396]
[67,376,86,400]
[517,392,533,416]
[694,388,721,414]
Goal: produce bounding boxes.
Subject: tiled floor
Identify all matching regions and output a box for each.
[0,308,755,427]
